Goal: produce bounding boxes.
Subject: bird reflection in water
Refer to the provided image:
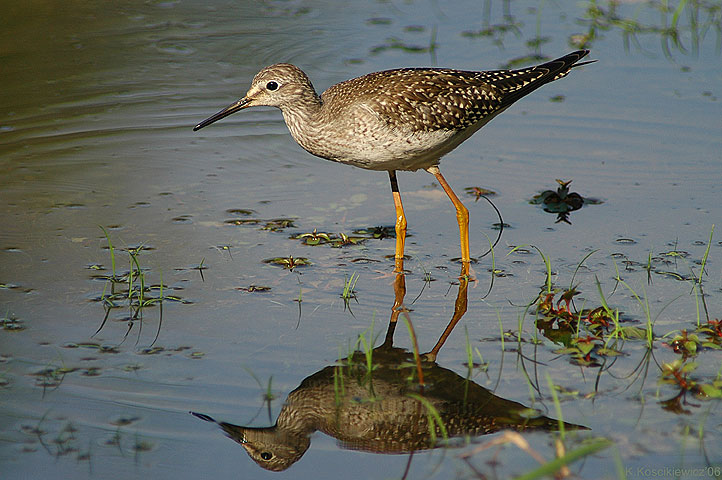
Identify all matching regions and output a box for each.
[192,270,584,472]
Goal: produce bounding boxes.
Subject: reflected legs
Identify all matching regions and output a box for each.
[425,276,469,362]
[382,269,470,364]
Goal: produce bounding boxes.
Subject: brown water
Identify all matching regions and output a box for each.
[2,1,721,479]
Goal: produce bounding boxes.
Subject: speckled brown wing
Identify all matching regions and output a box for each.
[322,68,504,133]
[385,70,506,132]
[321,50,589,135]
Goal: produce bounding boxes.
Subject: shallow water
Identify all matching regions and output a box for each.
[2,1,721,479]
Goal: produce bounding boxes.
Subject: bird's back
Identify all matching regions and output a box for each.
[320,50,589,135]
[306,50,589,171]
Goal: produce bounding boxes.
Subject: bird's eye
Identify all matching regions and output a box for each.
[266,81,279,91]
[260,452,273,460]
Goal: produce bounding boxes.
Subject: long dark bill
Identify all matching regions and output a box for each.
[193,97,251,131]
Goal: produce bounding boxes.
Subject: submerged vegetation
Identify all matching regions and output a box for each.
[193,222,719,477]
[90,227,191,346]
[509,226,719,387]
[457,227,719,476]
[3,0,720,478]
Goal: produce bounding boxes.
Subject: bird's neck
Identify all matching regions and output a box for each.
[280,94,327,157]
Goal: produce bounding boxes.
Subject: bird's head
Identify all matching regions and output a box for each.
[193,63,316,131]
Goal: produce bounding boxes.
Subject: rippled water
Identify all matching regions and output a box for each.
[2,1,721,479]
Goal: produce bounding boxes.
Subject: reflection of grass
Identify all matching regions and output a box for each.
[243,367,277,424]
[455,1,721,60]
[16,413,150,467]
[370,25,439,63]
[578,0,722,57]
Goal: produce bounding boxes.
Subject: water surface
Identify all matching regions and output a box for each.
[2,1,721,478]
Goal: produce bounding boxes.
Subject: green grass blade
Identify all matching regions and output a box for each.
[407,393,448,443]
[514,438,612,480]
[99,226,116,278]
[545,373,565,441]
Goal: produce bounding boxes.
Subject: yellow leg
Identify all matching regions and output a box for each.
[427,166,470,275]
[388,171,407,272]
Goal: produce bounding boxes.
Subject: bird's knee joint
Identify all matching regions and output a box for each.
[456,205,469,223]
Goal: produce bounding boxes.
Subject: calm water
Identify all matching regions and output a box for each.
[2,1,721,479]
